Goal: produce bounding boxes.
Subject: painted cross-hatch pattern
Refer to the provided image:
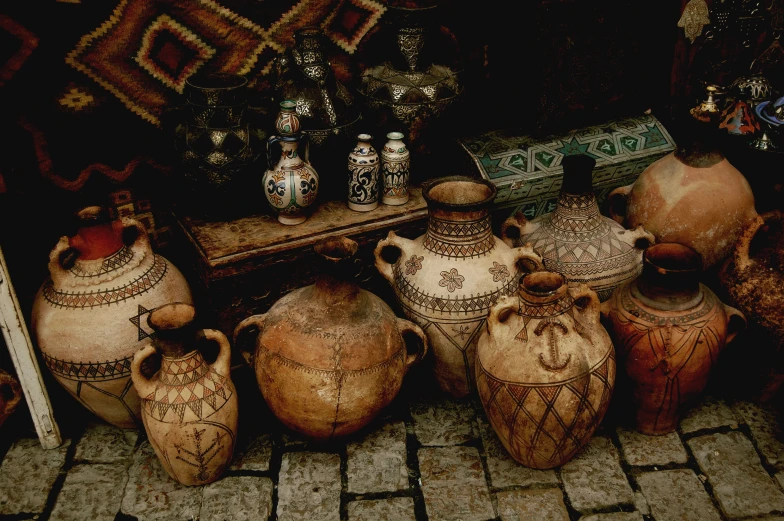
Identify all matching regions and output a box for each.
[423,216,495,258]
[43,353,133,381]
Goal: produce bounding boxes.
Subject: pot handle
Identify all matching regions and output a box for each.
[395,318,428,371]
[625,225,656,250]
[266,135,282,171]
[570,283,601,324]
[0,371,22,421]
[500,212,536,247]
[723,304,747,345]
[202,329,232,377]
[233,314,267,367]
[608,184,633,225]
[487,294,519,339]
[374,232,415,285]
[509,243,544,274]
[131,345,159,399]
[734,211,781,272]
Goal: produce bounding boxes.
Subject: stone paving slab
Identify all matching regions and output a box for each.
[49,463,128,521]
[688,431,784,519]
[0,437,70,515]
[560,436,634,513]
[636,468,722,521]
[579,513,644,521]
[476,414,558,488]
[200,475,273,521]
[410,395,477,446]
[347,497,417,521]
[347,421,409,493]
[679,396,738,433]
[120,441,203,521]
[277,451,341,521]
[418,446,495,521]
[732,400,784,469]
[229,432,273,472]
[496,488,569,521]
[74,422,138,464]
[616,428,688,466]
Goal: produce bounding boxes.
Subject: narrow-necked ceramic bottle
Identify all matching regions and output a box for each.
[347,133,380,212]
[381,132,410,205]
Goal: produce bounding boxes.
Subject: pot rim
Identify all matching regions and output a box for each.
[185,72,248,92]
[643,243,703,275]
[520,271,567,297]
[422,175,497,212]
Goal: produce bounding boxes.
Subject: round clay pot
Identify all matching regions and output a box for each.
[234,236,427,441]
[476,271,615,468]
[31,207,193,429]
[374,176,543,397]
[601,243,746,435]
[608,140,758,269]
[502,154,655,301]
[131,303,238,486]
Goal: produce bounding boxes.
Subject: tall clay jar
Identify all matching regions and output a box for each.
[31,206,193,429]
[476,272,615,468]
[131,303,238,486]
[601,243,746,435]
[381,131,410,205]
[501,154,655,302]
[234,236,427,441]
[374,176,544,397]
[347,133,380,212]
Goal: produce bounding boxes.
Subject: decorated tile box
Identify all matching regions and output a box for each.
[457,114,676,218]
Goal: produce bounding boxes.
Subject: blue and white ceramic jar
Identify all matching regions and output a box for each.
[347,133,380,212]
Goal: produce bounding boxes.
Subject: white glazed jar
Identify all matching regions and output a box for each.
[347,133,380,212]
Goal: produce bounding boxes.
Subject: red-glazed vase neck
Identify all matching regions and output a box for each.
[68,207,124,261]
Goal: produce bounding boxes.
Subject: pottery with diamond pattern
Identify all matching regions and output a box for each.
[476,271,615,468]
[374,176,544,397]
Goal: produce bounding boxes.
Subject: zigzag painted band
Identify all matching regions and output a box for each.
[43,353,133,381]
[70,246,135,278]
[543,250,639,276]
[619,284,716,325]
[258,344,406,377]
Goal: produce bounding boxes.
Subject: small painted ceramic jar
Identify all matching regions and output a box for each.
[347,134,380,212]
[381,131,410,205]
[275,100,300,136]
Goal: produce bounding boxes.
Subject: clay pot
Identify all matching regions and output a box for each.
[234,236,427,441]
[31,207,193,429]
[131,303,237,486]
[501,154,655,302]
[0,369,21,429]
[719,210,784,401]
[476,271,615,468]
[374,176,543,397]
[608,140,758,269]
[601,243,746,435]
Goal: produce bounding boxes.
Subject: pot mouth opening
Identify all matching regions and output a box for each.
[387,131,405,140]
[521,272,566,296]
[357,133,372,141]
[423,176,496,211]
[185,73,248,91]
[148,303,196,331]
[314,236,358,261]
[75,206,112,226]
[279,99,298,111]
[644,243,702,274]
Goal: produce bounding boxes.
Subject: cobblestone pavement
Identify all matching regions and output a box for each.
[0,367,783,521]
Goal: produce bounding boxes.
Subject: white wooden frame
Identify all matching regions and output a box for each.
[0,245,62,449]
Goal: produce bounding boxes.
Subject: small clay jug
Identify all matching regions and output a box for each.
[131,303,238,486]
[601,243,746,435]
[476,271,615,468]
[234,236,427,441]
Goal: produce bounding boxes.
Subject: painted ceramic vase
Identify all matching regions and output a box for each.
[719,210,784,402]
[31,207,193,429]
[476,271,615,468]
[374,176,544,397]
[381,131,410,205]
[234,236,427,441]
[263,102,319,225]
[347,133,380,212]
[502,154,655,302]
[609,136,758,269]
[131,303,237,486]
[602,243,746,435]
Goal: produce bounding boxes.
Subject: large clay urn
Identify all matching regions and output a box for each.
[374,176,544,397]
[234,236,427,441]
[131,303,238,486]
[608,135,758,269]
[719,210,784,401]
[601,243,746,435]
[501,154,655,302]
[31,207,193,429]
[476,271,615,469]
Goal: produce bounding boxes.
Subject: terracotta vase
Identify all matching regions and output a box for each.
[381,131,410,206]
[476,271,615,468]
[608,137,758,269]
[501,154,655,302]
[601,243,746,435]
[234,236,427,441]
[719,210,784,401]
[0,369,22,429]
[131,303,237,486]
[31,207,193,429]
[374,176,543,397]
[347,133,380,212]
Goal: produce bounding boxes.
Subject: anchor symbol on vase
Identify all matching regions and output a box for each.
[535,319,571,371]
